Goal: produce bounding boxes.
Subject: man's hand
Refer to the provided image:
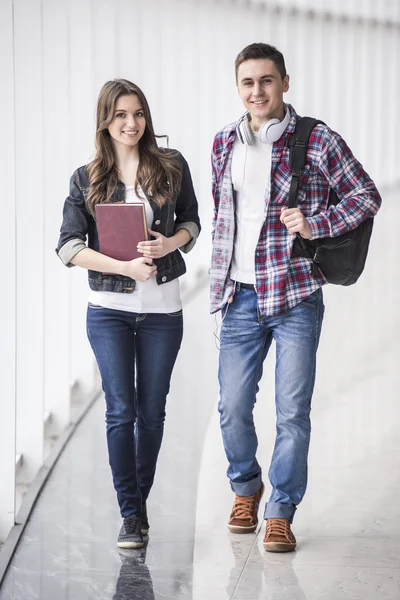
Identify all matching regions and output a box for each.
[280,208,312,239]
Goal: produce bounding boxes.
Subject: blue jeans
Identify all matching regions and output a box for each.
[87,305,183,518]
[218,286,324,523]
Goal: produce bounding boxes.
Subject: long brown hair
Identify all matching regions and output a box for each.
[86,79,182,215]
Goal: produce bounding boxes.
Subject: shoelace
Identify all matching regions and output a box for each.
[124,515,141,534]
[231,495,256,520]
[266,518,291,539]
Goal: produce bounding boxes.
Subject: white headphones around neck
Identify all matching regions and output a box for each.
[237,106,290,145]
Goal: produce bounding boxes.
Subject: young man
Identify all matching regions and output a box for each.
[210,43,381,552]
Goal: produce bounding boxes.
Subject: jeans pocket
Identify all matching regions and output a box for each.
[88,302,105,310]
[301,289,322,310]
[166,309,183,317]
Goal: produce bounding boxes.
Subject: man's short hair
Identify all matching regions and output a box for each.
[235,43,287,82]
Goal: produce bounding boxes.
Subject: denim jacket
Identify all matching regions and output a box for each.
[56,151,201,293]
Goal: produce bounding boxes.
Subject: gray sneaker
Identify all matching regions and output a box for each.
[117,515,144,549]
[141,503,150,535]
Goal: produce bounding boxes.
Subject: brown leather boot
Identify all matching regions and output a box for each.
[227,483,265,533]
[263,518,297,552]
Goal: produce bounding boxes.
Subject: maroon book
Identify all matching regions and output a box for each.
[95,203,148,261]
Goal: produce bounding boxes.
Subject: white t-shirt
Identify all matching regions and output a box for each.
[88,186,182,313]
[230,131,273,284]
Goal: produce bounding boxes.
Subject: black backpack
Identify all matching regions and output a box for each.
[289,117,374,286]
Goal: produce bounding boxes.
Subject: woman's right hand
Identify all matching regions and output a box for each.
[121,257,157,281]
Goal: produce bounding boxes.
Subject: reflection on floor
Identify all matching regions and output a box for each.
[1,193,400,599]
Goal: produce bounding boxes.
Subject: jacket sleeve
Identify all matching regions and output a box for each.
[307,128,382,240]
[173,154,201,253]
[56,170,90,267]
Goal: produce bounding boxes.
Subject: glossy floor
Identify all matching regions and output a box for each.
[1,195,399,599]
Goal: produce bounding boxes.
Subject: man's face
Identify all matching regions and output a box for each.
[237,58,289,131]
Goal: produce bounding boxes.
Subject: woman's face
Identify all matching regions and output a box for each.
[107,94,146,151]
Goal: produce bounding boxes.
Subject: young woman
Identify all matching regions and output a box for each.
[57,79,200,549]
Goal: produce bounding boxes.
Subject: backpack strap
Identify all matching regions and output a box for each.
[287,117,325,209]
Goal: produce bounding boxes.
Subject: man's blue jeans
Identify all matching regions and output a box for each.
[87,305,183,518]
[218,286,324,523]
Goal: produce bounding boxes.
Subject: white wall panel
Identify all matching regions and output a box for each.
[14,0,45,482]
[388,24,398,184]
[137,0,162,109]
[0,0,17,542]
[373,23,386,182]
[184,0,222,270]
[68,0,97,393]
[351,20,369,169]
[42,0,71,433]
[92,0,118,92]
[69,0,95,168]
[307,13,326,119]
[246,0,400,23]
[115,0,143,83]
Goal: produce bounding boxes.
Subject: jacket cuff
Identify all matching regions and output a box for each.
[56,238,87,267]
[174,221,199,253]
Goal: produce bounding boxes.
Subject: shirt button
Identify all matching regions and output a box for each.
[162,276,167,282]
[155,219,161,225]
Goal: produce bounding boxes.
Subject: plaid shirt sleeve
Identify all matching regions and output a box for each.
[211,137,219,242]
[307,127,382,240]
[211,128,235,241]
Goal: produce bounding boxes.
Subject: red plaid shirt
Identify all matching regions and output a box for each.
[210,104,382,316]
